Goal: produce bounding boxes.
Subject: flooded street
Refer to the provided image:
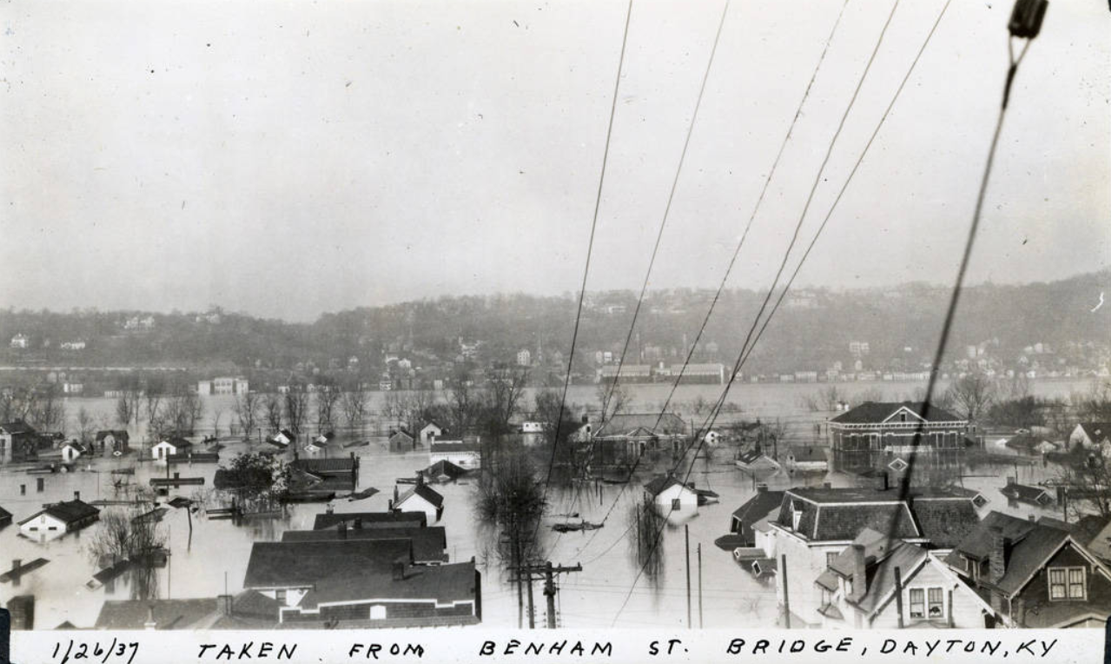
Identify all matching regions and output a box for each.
[0,379,1089,629]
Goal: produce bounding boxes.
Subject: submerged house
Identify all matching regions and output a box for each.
[828,402,967,473]
[312,511,427,530]
[729,485,785,547]
[0,420,48,464]
[282,524,449,565]
[388,428,416,452]
[18,496,100,543]
[589,413,689,467]
[734,447,781,474]
[429,439,481,470]
[94,591,280,630]
[644,473,718,511]
[946,511,1111,628]
[1000,477,1053,507]
[391,479,445,523]
[784,446,828,473]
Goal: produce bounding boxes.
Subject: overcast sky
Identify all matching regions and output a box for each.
[2,0,1108,321]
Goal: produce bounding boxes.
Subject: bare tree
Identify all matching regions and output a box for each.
[210,405,224,439]
[263,393,283,432]
[143,377,165,443]
[75,407,96,445]
[340,384,368,431]
[483,366,530,436]
[30,383,66,433]
[315,379,341,434]
[115,394,134,428]
[284,387,309,435]
[596,381,631,421]
[944,373,996,422]
[85,508,167,600]
[233,391,260,441]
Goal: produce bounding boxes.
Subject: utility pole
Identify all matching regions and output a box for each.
[512,561,582,629]
[894,566,904,629]
[780,554,790,629]
[697,543,703,629]
[526,568,536,629]
[685,525,692,629]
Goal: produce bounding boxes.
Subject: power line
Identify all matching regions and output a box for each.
[537,0,635,511]
[556,0,732,543]
[611,0,906,627]
[576,0,852,557]
[889,1,1044,539]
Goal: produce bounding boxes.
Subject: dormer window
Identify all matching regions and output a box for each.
[791,502,802,531]
[1048,567,1086,600]
[900,412,907,423]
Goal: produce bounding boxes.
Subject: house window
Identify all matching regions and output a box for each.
[908,588,925,619]
[928,588,944,618]
[671,498,682,511]
[370,605,386,620]
[275,589,287,605]
[1049,567,1086,600]
[826,552,838,568]
[792,509,802,532]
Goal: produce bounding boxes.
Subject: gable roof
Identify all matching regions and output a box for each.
[96,598,219,630]
[643,474,697,498]
[731,489,784,536]
[19,499,100,526]
[291,457,355,474]
[829,529,930,617]
[830,401,963,425]
[0,420,36,435]
[423,459,468,481]
[0,504,12,522]
[95,430,130,442]
[281,526,448,563]
[298,560,477,610]
[594,413,688,438]
[396,484,444,509]
[1077,422,1111,442]
[243,539,412,588]
[312,511,426,530]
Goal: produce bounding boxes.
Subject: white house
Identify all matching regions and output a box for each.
[391,482,444,523]
[61,441,86,463]
[644,474,699,511]
[152,438,192,463]
[9,334,29,349]
[815,529,995,629]
[18,497,100,543]
[785,446,829,472]
[419,422,444,446]
[268,429,296,448]
[430,439,481,470]
[521,422,544,434]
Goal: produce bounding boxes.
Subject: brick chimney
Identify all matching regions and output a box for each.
[848,544,867,602]
[73,491,80,501]
[989,526,1008,584]
[392,559,406,581]
[415,471,424,487]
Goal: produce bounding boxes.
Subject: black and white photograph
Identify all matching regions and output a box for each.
[0,0,1109,656]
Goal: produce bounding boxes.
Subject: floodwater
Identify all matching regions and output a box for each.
[0,379,1092,629]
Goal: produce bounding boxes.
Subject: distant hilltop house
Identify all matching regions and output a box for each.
[198,377,249,396]
[828,401,967,473]
[19,494,100,543]
[516,348,531,367]
[9,333,29,349]
[122,315,155,331]
[59,340,86,350]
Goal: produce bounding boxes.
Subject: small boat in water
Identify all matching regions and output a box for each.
[551,520,604,533]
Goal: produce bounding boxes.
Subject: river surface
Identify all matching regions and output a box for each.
[0,379,1092,629]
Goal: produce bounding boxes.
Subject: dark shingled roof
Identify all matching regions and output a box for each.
[643,474,696,498]
[1078,422,1111,442]
[911,496,983,549]
[0,420,36,434]
[775,487,981,544]
[95,430,129,442]
[312,511,426,530]
[281,526,448,563]
[298,560,477,610]
[292,458,356,474]
[397,484,444,509]
[243,539,412,589]
[731,489,784,541]
[423,459,468,482]
[19,499,100,526]
[0,504,12,523]
[829,401,962,425]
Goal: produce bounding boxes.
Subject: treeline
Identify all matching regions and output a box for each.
[1,268,1107,375]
